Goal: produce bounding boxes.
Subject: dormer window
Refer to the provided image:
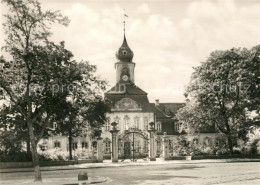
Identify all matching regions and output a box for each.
[123,50,127,55]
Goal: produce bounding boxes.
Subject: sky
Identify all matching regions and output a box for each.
[1,0,260,103]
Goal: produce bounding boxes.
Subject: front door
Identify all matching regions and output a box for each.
[124,142,131,157]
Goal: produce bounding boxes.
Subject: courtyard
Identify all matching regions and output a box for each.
[1,161,260,185]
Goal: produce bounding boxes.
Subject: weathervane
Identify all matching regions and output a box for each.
[123,9,128,35]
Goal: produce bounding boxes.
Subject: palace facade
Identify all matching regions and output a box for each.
[38,33,217,160]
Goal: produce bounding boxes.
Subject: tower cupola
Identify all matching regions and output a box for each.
[116,34,134,62]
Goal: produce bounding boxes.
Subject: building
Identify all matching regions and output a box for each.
[38,32,217,160]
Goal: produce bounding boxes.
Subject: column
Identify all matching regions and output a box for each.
[148,122,156,161]
[96,137,103,163]
[162,132,169,160]
[110,122,119,163]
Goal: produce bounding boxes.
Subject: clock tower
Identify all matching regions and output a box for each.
[115,34,135,84]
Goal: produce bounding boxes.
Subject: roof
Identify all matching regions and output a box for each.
[105,83,147,95]
[150,103,185,119]
[121,34,130,48]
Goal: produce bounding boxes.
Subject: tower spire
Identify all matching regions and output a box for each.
[123,9,128,38]
[115,10,133,62]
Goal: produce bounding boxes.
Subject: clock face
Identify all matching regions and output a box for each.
[122,75,129,81]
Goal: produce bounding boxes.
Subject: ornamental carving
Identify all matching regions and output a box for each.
[112,98,142,111]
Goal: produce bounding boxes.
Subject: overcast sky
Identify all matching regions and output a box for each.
[1,0,260,103]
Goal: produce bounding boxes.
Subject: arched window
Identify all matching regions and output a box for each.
[144,117,149,130]
[134,116,140,129]
[124,115,130,130]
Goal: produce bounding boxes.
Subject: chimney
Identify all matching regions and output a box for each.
[155,99,159,106]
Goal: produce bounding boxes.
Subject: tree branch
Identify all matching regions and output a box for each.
[0,81,26,117]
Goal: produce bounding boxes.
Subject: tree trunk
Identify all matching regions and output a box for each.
[27,121,42,181]
[26,138,31,154]
[224,118,233,155]
[68,132,73,160]
[227,133,234,155]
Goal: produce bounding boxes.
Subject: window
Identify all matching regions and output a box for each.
[105,141,111,154]
[143,140,149,153]
[92,141,97,149]
[54,141,60,148]
[215,139,220,147]
[82,142,88,149]
[174,122,180,132]
[144,117,149,130]
[105,117,110,131]
[193,138,199,145]
[156,122,162,131]
[114,116,120,130]
[72,142,78,150]
[123,50,127,55]
[124,115,130,130]
[134,116,139,129]
[204,137,211,146]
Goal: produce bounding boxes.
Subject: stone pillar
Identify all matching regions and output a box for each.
[148,122,156,161]
[162,132,169,160]
[110,122,119,163]
[96,137,103,163]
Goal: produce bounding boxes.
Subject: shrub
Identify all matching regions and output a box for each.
[38,148,69,161]
[74,149,91,159]
[0,150,32,162]
[249,139,260,155]
[257,141,260,155]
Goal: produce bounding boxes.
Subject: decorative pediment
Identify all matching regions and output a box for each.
[112,98,142,111]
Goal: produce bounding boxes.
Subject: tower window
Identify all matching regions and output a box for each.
[123,50,127,55]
